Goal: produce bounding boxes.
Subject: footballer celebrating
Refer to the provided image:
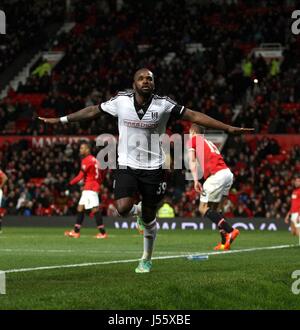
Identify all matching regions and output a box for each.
[39,68,253,273]
[65,142,107,239]
[0,169,8,233]
[187,124,239,250]
[284,175,300,237]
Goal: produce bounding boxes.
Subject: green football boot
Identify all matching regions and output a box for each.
[135,259,152,273]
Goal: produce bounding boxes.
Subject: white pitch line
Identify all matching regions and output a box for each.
[0,248,189,255]
[3,244,297,274]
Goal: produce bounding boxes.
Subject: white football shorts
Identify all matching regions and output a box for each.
[0,188,2,207]
[200,168,234,203]
[291,213,300,226]
[78,190,99,210]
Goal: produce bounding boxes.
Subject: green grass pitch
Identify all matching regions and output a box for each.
[0,227,299,310]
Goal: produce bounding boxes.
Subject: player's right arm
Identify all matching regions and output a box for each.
[187,149,202,193]
[284,211,290,224]
[38,105,101,124]
[69,171,84,185]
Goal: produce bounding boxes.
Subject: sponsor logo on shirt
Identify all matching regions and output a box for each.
[123,120,158,129]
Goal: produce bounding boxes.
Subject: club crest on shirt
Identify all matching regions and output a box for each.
[151,111,158,120]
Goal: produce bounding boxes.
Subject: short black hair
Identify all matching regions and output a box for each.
[133,68,154,81]
[80,140,91,150]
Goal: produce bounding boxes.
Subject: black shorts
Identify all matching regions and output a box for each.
[113,167,167,205]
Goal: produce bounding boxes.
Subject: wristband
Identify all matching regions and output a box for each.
[60,116,69,123]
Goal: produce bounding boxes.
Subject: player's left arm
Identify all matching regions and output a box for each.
[182,108,254,134]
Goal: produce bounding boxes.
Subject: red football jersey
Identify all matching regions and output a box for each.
[187,135,228,179]
[290,188,300,213]
[70,155,102,192]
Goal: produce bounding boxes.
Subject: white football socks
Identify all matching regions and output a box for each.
[142,218,157,261]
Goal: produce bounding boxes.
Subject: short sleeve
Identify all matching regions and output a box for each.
[100,96,119,117]
[164,97,185,119]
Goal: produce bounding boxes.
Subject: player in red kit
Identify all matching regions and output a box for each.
[285,175,300,237]
[0,169,8,233]
[187,124,239,250]
[64,142,107,239]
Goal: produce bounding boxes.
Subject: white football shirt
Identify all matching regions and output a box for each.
[100,91,185,170]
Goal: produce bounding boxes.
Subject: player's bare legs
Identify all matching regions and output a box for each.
[115,197,135,216]
[115,197,141,218]
[291,222,300,237]
[291,223,297,236]
[297,225,300,237]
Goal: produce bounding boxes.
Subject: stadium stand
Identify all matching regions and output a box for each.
[0,0,66,75]
[1,0,299,135]
[0,0,299,217]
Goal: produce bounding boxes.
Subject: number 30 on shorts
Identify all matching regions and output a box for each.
[156,182,167,195]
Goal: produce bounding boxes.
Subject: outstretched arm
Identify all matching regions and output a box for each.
[182,108,254,134]
[38,105,101,124]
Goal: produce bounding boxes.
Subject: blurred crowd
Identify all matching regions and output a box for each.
[0,136,299,218]
[223,136,300,219]
[0,0,65,75]
[0,140,115,216]
[235,48,300,133]
[0,0,299,134]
